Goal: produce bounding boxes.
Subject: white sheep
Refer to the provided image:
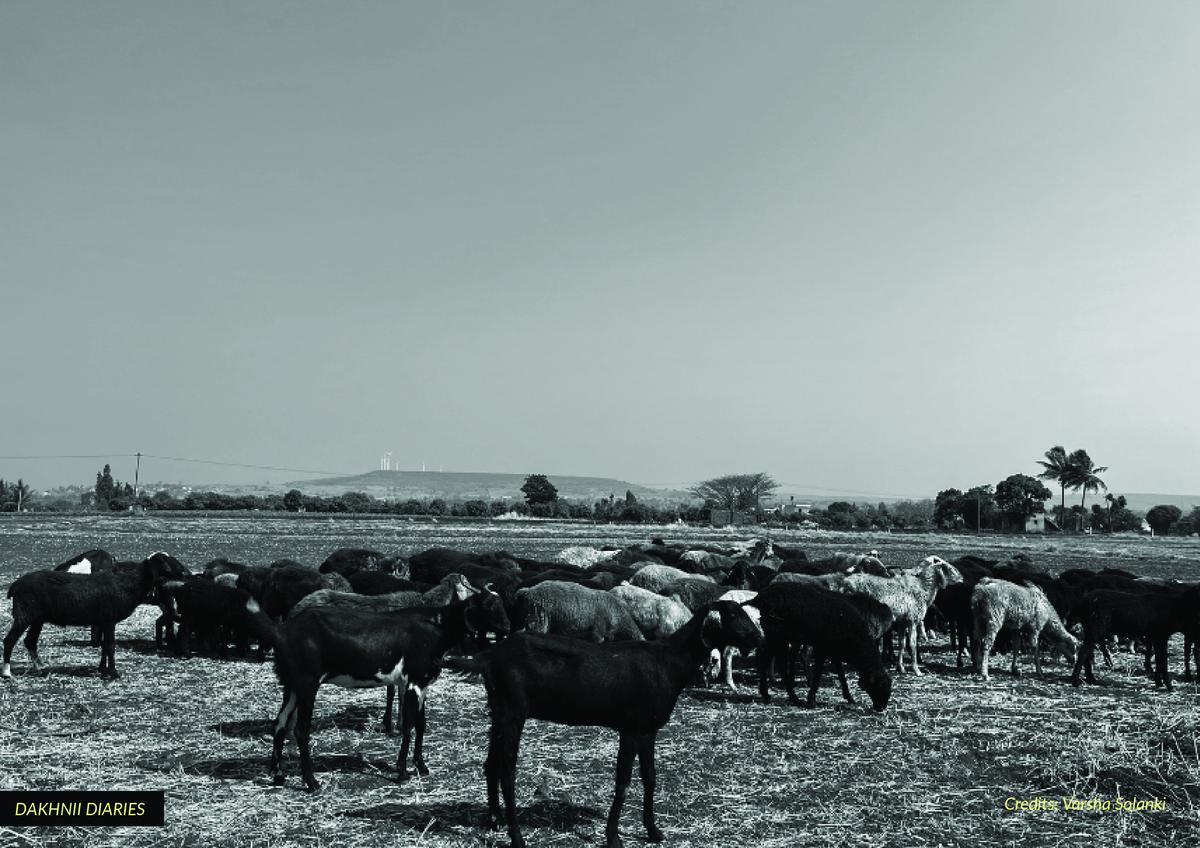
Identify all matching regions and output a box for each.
[971,578,1078,680]
[837,555,962,675]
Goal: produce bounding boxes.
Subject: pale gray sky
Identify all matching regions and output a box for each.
[3,2,1198,497]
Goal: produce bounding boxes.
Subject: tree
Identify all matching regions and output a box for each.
[283,489,305,512]
[934,488,964,527]
[1146,504,1182,536]
[689,473,780,517]
[1067,449,1108,530]
[521,474,558,505]
[995,474,1052,527]
[95,464,116,511]
[1036,446,1072,528]
[962,484,997,531]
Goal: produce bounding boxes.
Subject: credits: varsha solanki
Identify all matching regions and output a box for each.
[1004,796,1168,812]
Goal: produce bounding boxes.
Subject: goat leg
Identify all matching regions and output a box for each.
[805,648,826,708]
[637,733,663,843]
[270,689,298,786]
[295,693,319,792]
[24,622,44,675]
[412,691,430,777]
[383,685,396,735]
[785,642,803,706]
[756,643,774,704]
[834,659,855,704]
[605,733,637,848]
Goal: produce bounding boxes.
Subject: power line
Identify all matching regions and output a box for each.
[0,452,353,479]
[0,454,137,460]
[139,454,356,478]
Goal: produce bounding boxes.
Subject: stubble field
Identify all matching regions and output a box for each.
[1,515,1198,848]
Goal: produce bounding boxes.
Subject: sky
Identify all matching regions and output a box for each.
[3,2,1198,499]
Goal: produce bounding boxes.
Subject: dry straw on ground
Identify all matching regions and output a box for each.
[1,525,1198,846]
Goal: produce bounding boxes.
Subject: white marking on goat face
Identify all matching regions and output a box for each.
[246,598,262,614]
[67,558,92,574]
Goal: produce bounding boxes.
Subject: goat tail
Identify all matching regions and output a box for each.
[242,595,279,649]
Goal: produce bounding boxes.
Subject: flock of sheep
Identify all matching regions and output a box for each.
[3,538,1198,848]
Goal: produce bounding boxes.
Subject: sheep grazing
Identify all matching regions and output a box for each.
[970,579,1077,680]
[838,555,963,675]
[746,582,893,711]
[246,591,509,791]
[514,582,643,642]
[629,564,714,594]
[1071,585,1200,691]
[609,582,692,640]
[4,555,162,680]
[481,600,762,848]
[665,578,727,612]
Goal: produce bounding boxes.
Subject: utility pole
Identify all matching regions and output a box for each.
[134,452,142,502]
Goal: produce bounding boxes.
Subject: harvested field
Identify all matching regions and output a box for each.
[1,516,1199,846]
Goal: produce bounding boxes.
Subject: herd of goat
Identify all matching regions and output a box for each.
[2,538,1199,848]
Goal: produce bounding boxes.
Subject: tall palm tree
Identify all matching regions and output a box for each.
[1037,446,1071,529]
[1068,449,1108,532]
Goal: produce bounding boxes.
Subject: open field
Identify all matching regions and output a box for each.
[1,516,1199,847]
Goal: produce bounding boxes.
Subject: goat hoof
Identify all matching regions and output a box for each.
[304,780,321,794]
[416,763,430,777]
[605,834,623,848]
[272,774,285,786]
[646,825,665,843]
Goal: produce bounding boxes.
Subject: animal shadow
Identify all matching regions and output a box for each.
[342,798,602,832]
[211,705,374,737]
[685,688,759,705]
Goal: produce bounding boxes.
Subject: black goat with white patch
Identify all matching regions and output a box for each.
[245,591,508,791]
[480,600,762,848]
[4,555,162,680]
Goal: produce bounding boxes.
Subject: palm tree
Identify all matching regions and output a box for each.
[1068,449,1108,532]
[1036,446,1071,529]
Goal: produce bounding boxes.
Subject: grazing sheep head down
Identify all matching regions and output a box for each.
[861,666,893,712]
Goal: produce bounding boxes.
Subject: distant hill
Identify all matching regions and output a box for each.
[286,470,693,504]
[1110,493,1200,513]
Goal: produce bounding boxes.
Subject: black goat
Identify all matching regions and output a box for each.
[246,591,508,790]
[746,582,893,711]
[481,600,762,848]
[4,555,162,679]
[201,558,248,581]
[161,576,254,659]
[347,571,427,596]
[1071,585,1200,691]
[318,548,389,577]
